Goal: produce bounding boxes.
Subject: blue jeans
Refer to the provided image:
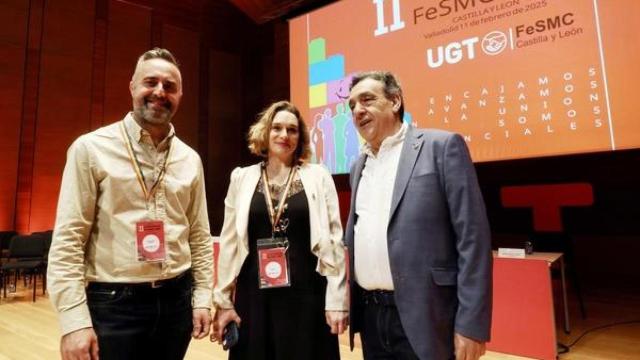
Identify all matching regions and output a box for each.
[87,271,193,360]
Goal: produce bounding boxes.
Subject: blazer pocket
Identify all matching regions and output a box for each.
[408,173,440,192]
[412,169,437,178]
[431,268,458,286]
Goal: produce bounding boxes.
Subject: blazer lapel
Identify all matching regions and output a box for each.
[297,164,318,223]
[236,165,261,243]
[349,154,367,220]
[389,127,423,221]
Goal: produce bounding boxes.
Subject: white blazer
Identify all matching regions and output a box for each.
[213,163,348,311]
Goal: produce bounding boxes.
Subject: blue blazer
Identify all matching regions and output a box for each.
[346,126,492,360]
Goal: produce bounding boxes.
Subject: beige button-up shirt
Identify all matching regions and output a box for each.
[47,113,213,336]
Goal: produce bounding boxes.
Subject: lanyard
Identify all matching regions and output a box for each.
[261,164,296,234]
[120,121,172,201]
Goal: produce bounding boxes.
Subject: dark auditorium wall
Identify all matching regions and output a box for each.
[476,150,640,288]
[0,0,285,234]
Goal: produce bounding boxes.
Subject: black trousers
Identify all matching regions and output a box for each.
[87,271,193,360]
[360,291,420,360]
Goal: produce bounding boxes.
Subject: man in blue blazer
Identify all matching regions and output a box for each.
[345,71,492,360]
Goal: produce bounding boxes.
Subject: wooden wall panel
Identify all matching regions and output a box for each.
[2,0,266,234]
[162,24,200,151]
[90,0,109,130]
[208,50,244,234]
[103,0,151,125]
[29,0,95,232]
[262,21,289,103]
[14,0,45,233]
[0,0,29,230]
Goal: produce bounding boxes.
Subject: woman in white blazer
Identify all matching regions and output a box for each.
[211,101,348,359]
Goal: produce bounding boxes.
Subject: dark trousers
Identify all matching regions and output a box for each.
[360,291,420,360]
[87,271,193,360]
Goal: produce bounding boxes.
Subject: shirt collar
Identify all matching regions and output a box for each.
[361,122,408,157]
[124,112,175,150]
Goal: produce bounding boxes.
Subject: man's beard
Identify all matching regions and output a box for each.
[134,100,172,125]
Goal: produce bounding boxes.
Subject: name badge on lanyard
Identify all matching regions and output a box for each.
[256,164,296,289]
[120,121,171,263]
[136,220,166,262]
[257,237,290,288]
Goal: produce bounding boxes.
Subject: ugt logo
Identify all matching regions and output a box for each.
[426,30,508,69]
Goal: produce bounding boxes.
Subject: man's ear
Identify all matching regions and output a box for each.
[392,95,402,113]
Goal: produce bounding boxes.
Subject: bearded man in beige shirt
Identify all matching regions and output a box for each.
[47,48,213,360]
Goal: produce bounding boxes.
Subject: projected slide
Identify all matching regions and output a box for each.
[290,0,640,172]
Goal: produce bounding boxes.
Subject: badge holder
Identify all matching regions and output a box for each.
[257,163,297,289]
[136,220,166,262]
[257,236,291,289]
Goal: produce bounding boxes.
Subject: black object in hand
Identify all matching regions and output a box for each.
[222,321,239,350]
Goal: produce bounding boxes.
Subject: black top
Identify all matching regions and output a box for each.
[230,177,340,360]
[243,178,324,292]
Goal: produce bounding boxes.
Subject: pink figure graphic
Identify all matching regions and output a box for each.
[318,108,335,172]
[310,112,325,164]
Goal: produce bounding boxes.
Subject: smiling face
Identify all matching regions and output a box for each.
[348,78,402,151]
[268,110,300,164]
[129,58,182,126]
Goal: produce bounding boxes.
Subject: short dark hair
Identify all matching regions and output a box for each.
[137,47,179,68]
[350,71,404,121]
[247,101,312,164]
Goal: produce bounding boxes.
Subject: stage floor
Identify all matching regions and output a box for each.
[1,278,638,360]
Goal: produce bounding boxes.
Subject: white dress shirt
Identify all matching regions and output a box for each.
[354,123,407,290]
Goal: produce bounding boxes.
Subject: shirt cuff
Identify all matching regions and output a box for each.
[192,288,212,309]
[213,291,235,309]
[325,294,349,311]
[59,303,93,336]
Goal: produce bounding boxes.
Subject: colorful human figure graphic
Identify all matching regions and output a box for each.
[307,35,419,173]
[333,102,350,174]
[310,112,325,164]
[344,109,360,169]
[318,108,335,172]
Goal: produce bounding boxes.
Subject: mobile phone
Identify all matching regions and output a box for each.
[223,321,239,350]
